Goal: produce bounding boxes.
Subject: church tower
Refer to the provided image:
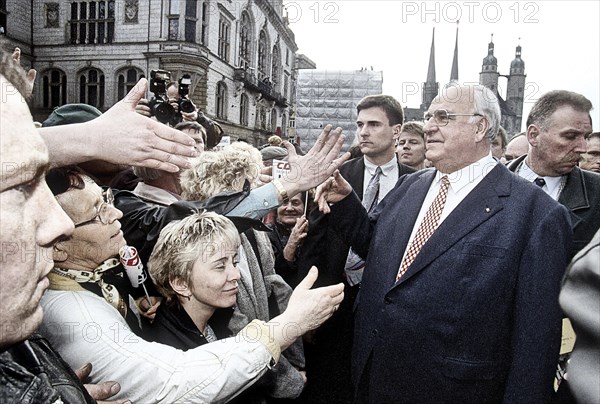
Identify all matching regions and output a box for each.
[421,28,439,110]
[449,22,459,83]
[479,34,499,94]
[506,42,526,132]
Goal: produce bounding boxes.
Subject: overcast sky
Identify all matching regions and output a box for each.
[284,0,600,132]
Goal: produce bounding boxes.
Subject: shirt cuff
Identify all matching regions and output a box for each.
[239,319,281,367]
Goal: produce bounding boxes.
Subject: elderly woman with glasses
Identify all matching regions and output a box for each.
[39,166,344,403]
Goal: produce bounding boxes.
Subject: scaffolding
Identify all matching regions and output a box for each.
[295,70,383,152]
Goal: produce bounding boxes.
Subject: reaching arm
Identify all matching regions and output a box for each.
[39,79,198,173]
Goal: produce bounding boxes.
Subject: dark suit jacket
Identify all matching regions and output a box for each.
[329,164,572,403]
[507,155,600,256]
[303,157,415,286]
[296,158,414,404]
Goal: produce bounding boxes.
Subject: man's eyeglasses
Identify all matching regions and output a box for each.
[424,109,482,127]
[74,188,114,227]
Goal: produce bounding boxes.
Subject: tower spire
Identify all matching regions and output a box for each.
[421,27,439,110]
[426,27,436,83]
[450,21,459,82]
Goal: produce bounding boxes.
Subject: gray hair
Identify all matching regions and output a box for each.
[472,85,501,143]
[526,90,593,130]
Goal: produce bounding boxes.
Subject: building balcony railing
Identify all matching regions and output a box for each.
[234,68,287,107]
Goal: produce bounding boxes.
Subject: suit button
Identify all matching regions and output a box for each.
[372,329,378,336]
[384,297,392,305]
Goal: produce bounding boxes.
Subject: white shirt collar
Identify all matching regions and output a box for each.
[364,156,397,177]
[519,159,563,197]
[434,152,497,193]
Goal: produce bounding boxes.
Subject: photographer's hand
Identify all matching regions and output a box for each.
[181,109,198,122]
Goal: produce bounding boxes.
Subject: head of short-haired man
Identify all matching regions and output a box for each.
[175,120,206,153]
[580,132,600,173]
[525,90,593,176]
[0,49,73,348]
[423,85,500,174]
[395,121,427,170]
[505,132,529,161]
[356,95,404,166]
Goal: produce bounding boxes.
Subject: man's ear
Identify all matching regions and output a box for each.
[53,242,68,263]
[527,124,540,147]
[475,117,489,142]
[392,124,402,140]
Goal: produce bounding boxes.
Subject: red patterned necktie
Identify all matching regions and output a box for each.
[397,175,450,281]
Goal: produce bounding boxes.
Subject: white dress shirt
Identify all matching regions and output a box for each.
[517,159,563,200]
[400,153,498,265]
[363,156,399,202]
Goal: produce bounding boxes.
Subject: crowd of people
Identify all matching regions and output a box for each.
[1,40,599,404]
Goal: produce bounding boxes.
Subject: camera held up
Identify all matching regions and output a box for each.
[177,74,195,114]
[149,69,177,124]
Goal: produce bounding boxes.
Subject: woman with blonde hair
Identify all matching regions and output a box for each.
[180,142,308,400]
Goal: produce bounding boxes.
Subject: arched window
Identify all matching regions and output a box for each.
[238,12,252,69]
[258,107,266,130]
[283,74,289,99]
[116,67,142,100]
[271,45,281,89]
[281,112,287,134]
[215,81,227,119]
[79,68,105,109]
[42,69,67,109]
[239,93,249,126]
[257,29,269,80]
[270,108,277,132]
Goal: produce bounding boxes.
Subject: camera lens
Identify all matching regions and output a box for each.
[179,98,195,113]
[152,101,176,124]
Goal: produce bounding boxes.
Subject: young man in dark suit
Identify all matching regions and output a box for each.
[317,84,572,403]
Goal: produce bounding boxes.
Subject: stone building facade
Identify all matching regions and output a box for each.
[1,0,299,146]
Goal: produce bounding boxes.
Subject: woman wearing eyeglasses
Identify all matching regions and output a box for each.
[44,167,145,328]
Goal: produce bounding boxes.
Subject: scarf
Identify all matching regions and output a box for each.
[49,258,127,317]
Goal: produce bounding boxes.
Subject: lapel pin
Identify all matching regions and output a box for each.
[485,207,491,213]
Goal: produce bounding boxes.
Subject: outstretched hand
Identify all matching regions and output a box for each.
[314,170,353,214]
[91,78,198,172]
[279,125,350,199]
[283,267,344,333]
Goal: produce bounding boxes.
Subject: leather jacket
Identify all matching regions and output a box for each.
[0,334,94,403]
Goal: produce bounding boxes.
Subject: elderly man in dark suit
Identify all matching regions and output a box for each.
[506,90,600,257]
[316,84,573,403]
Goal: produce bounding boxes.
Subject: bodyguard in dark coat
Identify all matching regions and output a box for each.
[317,85,572,403]
[505,90,600,257]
